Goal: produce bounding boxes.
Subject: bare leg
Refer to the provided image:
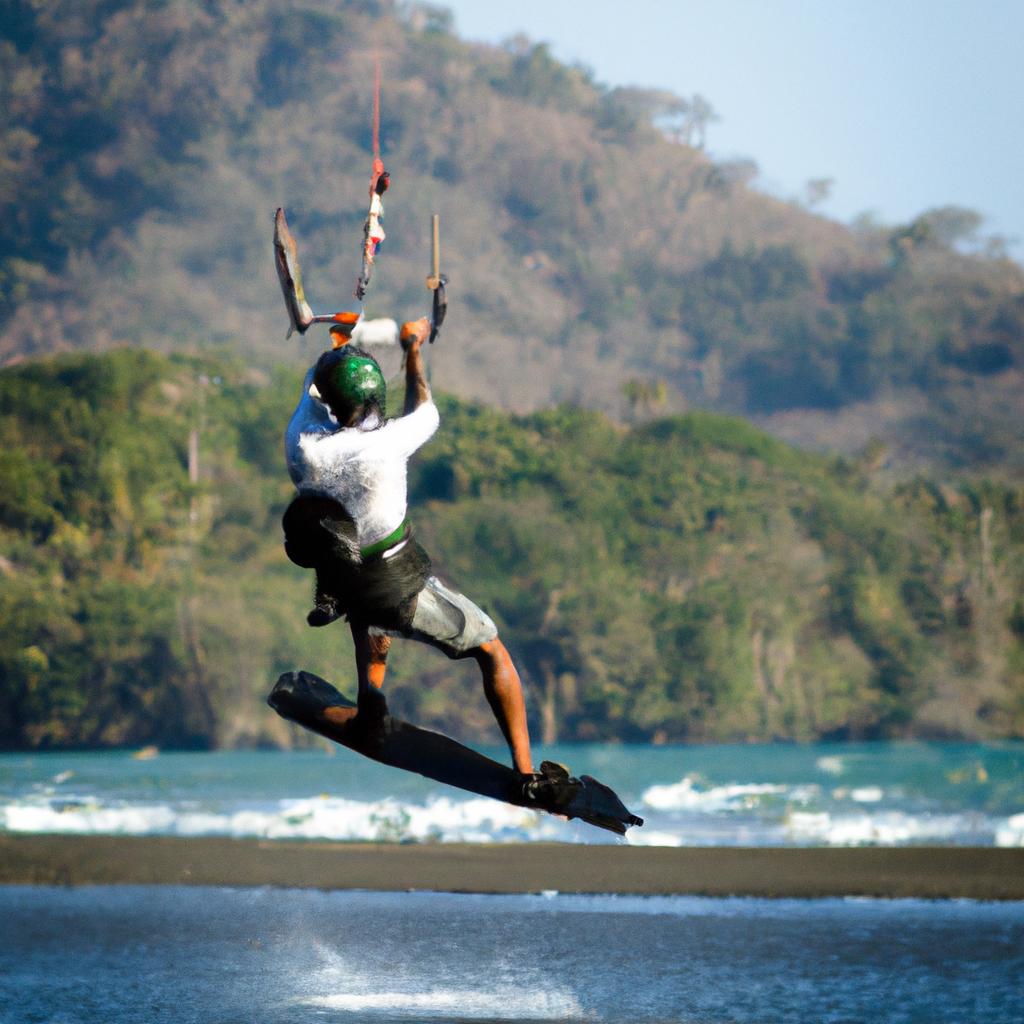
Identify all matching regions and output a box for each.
[323,625,391,728]
[474,638,533,774]
[365,631,392,690]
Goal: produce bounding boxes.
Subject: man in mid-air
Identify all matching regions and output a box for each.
[282,316,534,776]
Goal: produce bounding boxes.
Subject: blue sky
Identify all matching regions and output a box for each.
[440,0,1024,258]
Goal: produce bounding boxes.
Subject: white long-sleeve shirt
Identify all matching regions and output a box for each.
[285,368,440,548]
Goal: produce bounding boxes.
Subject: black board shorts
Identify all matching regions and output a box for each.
[370,574,498,659]
[283,493,497,657]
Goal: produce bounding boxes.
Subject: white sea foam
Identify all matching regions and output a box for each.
[3,799,177,835]
[816,755,845,775]
[995,812,1024,847]
[786,809,984,846]
[1,771,1015,847]
[849,786,884,803]
[0,792,565,844]
[626,828,684,847]
[632,771,1013,846]
[303,987,584,1018]
[641,775,790,812]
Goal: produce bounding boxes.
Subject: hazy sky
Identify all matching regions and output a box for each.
[440,0,1024,258]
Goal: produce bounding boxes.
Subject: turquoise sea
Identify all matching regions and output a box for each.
[2,742,1022,846]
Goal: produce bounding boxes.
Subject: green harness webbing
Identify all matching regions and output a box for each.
[360,518,410,560]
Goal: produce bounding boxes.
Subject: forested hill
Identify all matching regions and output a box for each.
[2,350,1022,750]
[2,0,1023,474]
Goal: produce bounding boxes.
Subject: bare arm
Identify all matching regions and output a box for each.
[400,316,431,415]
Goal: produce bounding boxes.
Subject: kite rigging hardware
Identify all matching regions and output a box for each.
[272,56,447,345]
[273,208,353,339]
[355,55,388,302]
[426,213,447,343]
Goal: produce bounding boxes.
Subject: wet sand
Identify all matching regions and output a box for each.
[2,835,1023,898]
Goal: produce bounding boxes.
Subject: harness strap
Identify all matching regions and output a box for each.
[360,518,410,560]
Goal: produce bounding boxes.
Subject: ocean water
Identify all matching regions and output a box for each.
[2,885,1022,1023]
[1,741,1022,846]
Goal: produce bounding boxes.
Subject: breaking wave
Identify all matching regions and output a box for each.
[642,778,791,811]
[0,792,574,844]
[636,772,1022,847]
[3,744,1021,847]
[3,780,1022,846]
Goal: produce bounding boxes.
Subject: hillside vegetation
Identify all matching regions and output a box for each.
[2,350,1022,750]
[1,0,1022,472]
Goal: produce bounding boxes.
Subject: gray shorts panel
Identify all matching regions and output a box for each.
[370,575,497,658]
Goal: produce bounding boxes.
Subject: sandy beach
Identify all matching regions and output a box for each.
[2,834,1022,899]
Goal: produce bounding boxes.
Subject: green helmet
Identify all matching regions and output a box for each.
[311,347,386,424]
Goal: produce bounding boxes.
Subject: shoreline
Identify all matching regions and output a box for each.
[2,835,1023,899]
